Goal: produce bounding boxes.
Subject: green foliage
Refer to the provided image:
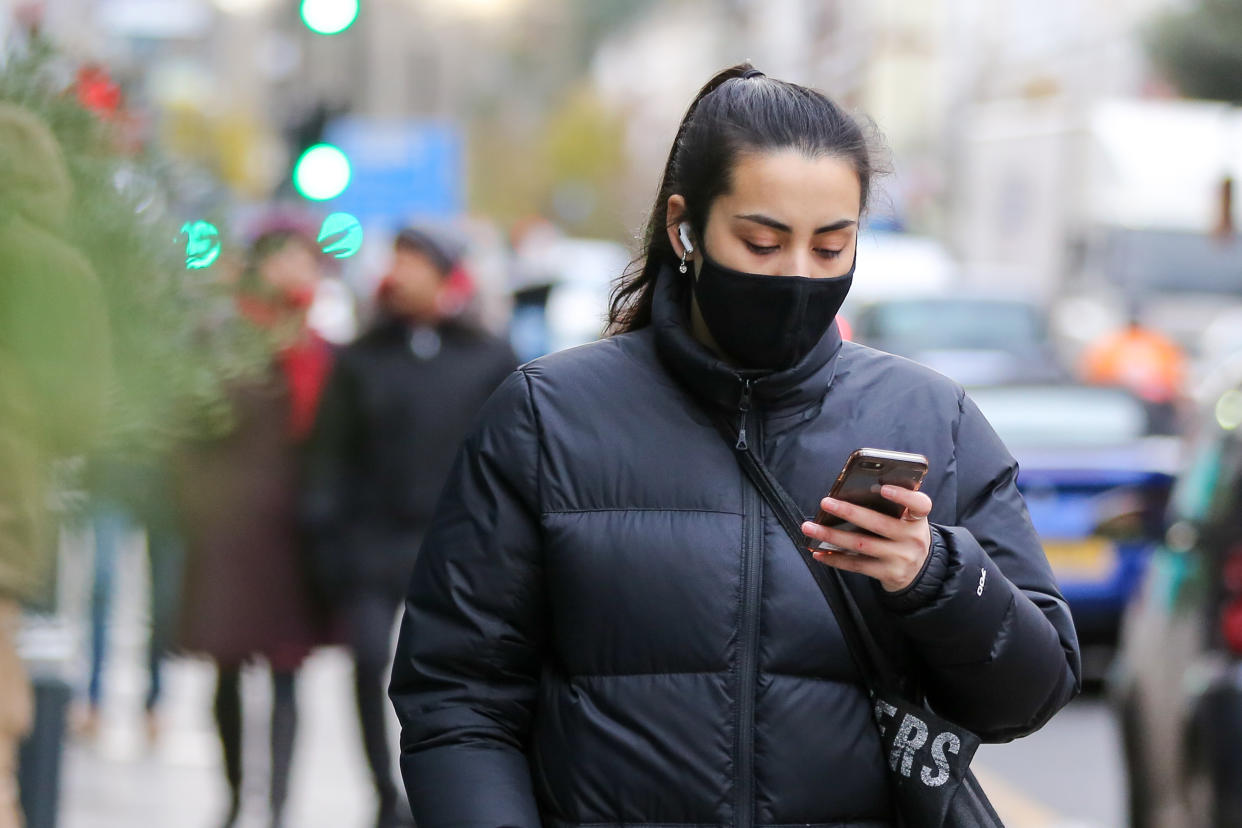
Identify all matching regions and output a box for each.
[470,84,629,239]
[465,0,660,240]
[0,38,270,496]
[1146,0,1242,104]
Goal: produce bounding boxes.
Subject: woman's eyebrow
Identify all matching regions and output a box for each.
[734,213,791,233]
[734,214,857,235]
[813,219,857,234]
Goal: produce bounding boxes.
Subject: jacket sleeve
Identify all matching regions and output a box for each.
[878,390,1082,742]
[388,368,545,827]
[299,353,360,592]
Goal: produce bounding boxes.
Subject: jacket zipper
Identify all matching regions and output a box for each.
[734,378,762,828]
[735,378,753,450]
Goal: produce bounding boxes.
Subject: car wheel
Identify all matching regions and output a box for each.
[1185,682,1242,828]
[1185,744,1213,828]
[1120,693,1155,828]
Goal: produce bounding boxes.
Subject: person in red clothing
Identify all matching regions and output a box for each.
[175,225,333,828]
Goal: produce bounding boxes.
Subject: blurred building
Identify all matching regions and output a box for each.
[593,0,1242,365]
[15,0,1239,356]
[593,0,840,226]
[943,0,1178,294]
[595,0,1184,256]
[19,0,543,200]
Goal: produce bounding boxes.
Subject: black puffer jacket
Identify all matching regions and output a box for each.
[301,317,517,595]
[390,267,1081,828]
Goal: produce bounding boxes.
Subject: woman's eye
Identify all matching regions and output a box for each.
[816,248,844,260]
[744,241,779,255]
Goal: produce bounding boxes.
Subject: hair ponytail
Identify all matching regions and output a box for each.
[607,63,759,334]
[607,63,878,334]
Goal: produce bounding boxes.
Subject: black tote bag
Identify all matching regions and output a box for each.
[711,413,1005,828]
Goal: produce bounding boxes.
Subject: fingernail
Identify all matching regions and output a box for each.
[821,497,839,510]
[880,485,895,497]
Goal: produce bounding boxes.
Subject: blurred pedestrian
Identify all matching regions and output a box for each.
[302,227,516,828]
[173,225,333,828]
[1080,306,1187,433]
[76,457,184,746]
[389,65,1080,825]
[0,102,111,828]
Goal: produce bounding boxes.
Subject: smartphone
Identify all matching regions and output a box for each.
[811,448,929,549]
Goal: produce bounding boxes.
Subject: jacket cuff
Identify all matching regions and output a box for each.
[884,524,1020,665]
[877,525,949,614]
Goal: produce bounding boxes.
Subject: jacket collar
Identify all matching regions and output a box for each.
[651,263,843,414]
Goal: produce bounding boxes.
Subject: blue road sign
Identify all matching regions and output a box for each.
[322,118,464,223]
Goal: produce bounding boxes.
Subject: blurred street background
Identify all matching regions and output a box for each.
[3,0,1242,826]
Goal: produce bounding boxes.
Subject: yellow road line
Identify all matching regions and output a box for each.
[972,766,1084,827]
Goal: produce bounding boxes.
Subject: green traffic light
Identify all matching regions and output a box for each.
[318,212,364,259]
[300,0,359,35]
[181,221,221,269]
[294,143,351,201]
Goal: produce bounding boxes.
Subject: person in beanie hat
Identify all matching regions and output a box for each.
[301,226,516,828]
[0,101,112,828]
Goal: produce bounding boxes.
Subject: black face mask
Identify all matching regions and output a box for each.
[690,249,855,371]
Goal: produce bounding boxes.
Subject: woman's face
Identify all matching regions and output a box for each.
[258,238,322,303]
[669,150,861,279]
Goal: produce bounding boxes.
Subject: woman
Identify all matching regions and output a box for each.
[176,225,333,828]
[390,65,1081,827]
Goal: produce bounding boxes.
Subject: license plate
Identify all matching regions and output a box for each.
[1043,538,1115,580]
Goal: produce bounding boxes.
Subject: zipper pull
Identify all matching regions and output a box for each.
[736,378,753,451]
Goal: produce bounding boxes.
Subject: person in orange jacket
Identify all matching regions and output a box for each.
[1080,309,1187,432]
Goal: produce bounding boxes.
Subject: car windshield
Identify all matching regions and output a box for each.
[968,385,1149,447]
[857,300,1044,351]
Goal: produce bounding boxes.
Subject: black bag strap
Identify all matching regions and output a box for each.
[711,413,1004,828]
[709,412,900,697]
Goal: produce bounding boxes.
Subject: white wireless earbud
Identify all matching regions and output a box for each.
[678,223,695,255]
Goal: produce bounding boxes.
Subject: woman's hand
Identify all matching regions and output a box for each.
[800,486,934,593]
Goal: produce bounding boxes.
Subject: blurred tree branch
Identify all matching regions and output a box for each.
[0,37,270,508]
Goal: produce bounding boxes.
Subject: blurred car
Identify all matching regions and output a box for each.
[969,383,1180,677]
[509,236,631,361]
[844,230,956,306]
[542,238,631,353]
[1112,380,1242,828]
[852,297,1067,386]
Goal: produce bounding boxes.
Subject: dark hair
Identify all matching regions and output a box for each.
[607,63,880,334]
[395,226,459,277]
[238,228,319,293]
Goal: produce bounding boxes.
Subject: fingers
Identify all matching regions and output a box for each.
[811,544,887,580]
[802,521,893,559]
[880,485,933,520]
[811,495,903,538]
[807,526,925,592]
[803,487,936,593]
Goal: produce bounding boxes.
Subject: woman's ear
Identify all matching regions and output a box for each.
[666,194,691,259]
